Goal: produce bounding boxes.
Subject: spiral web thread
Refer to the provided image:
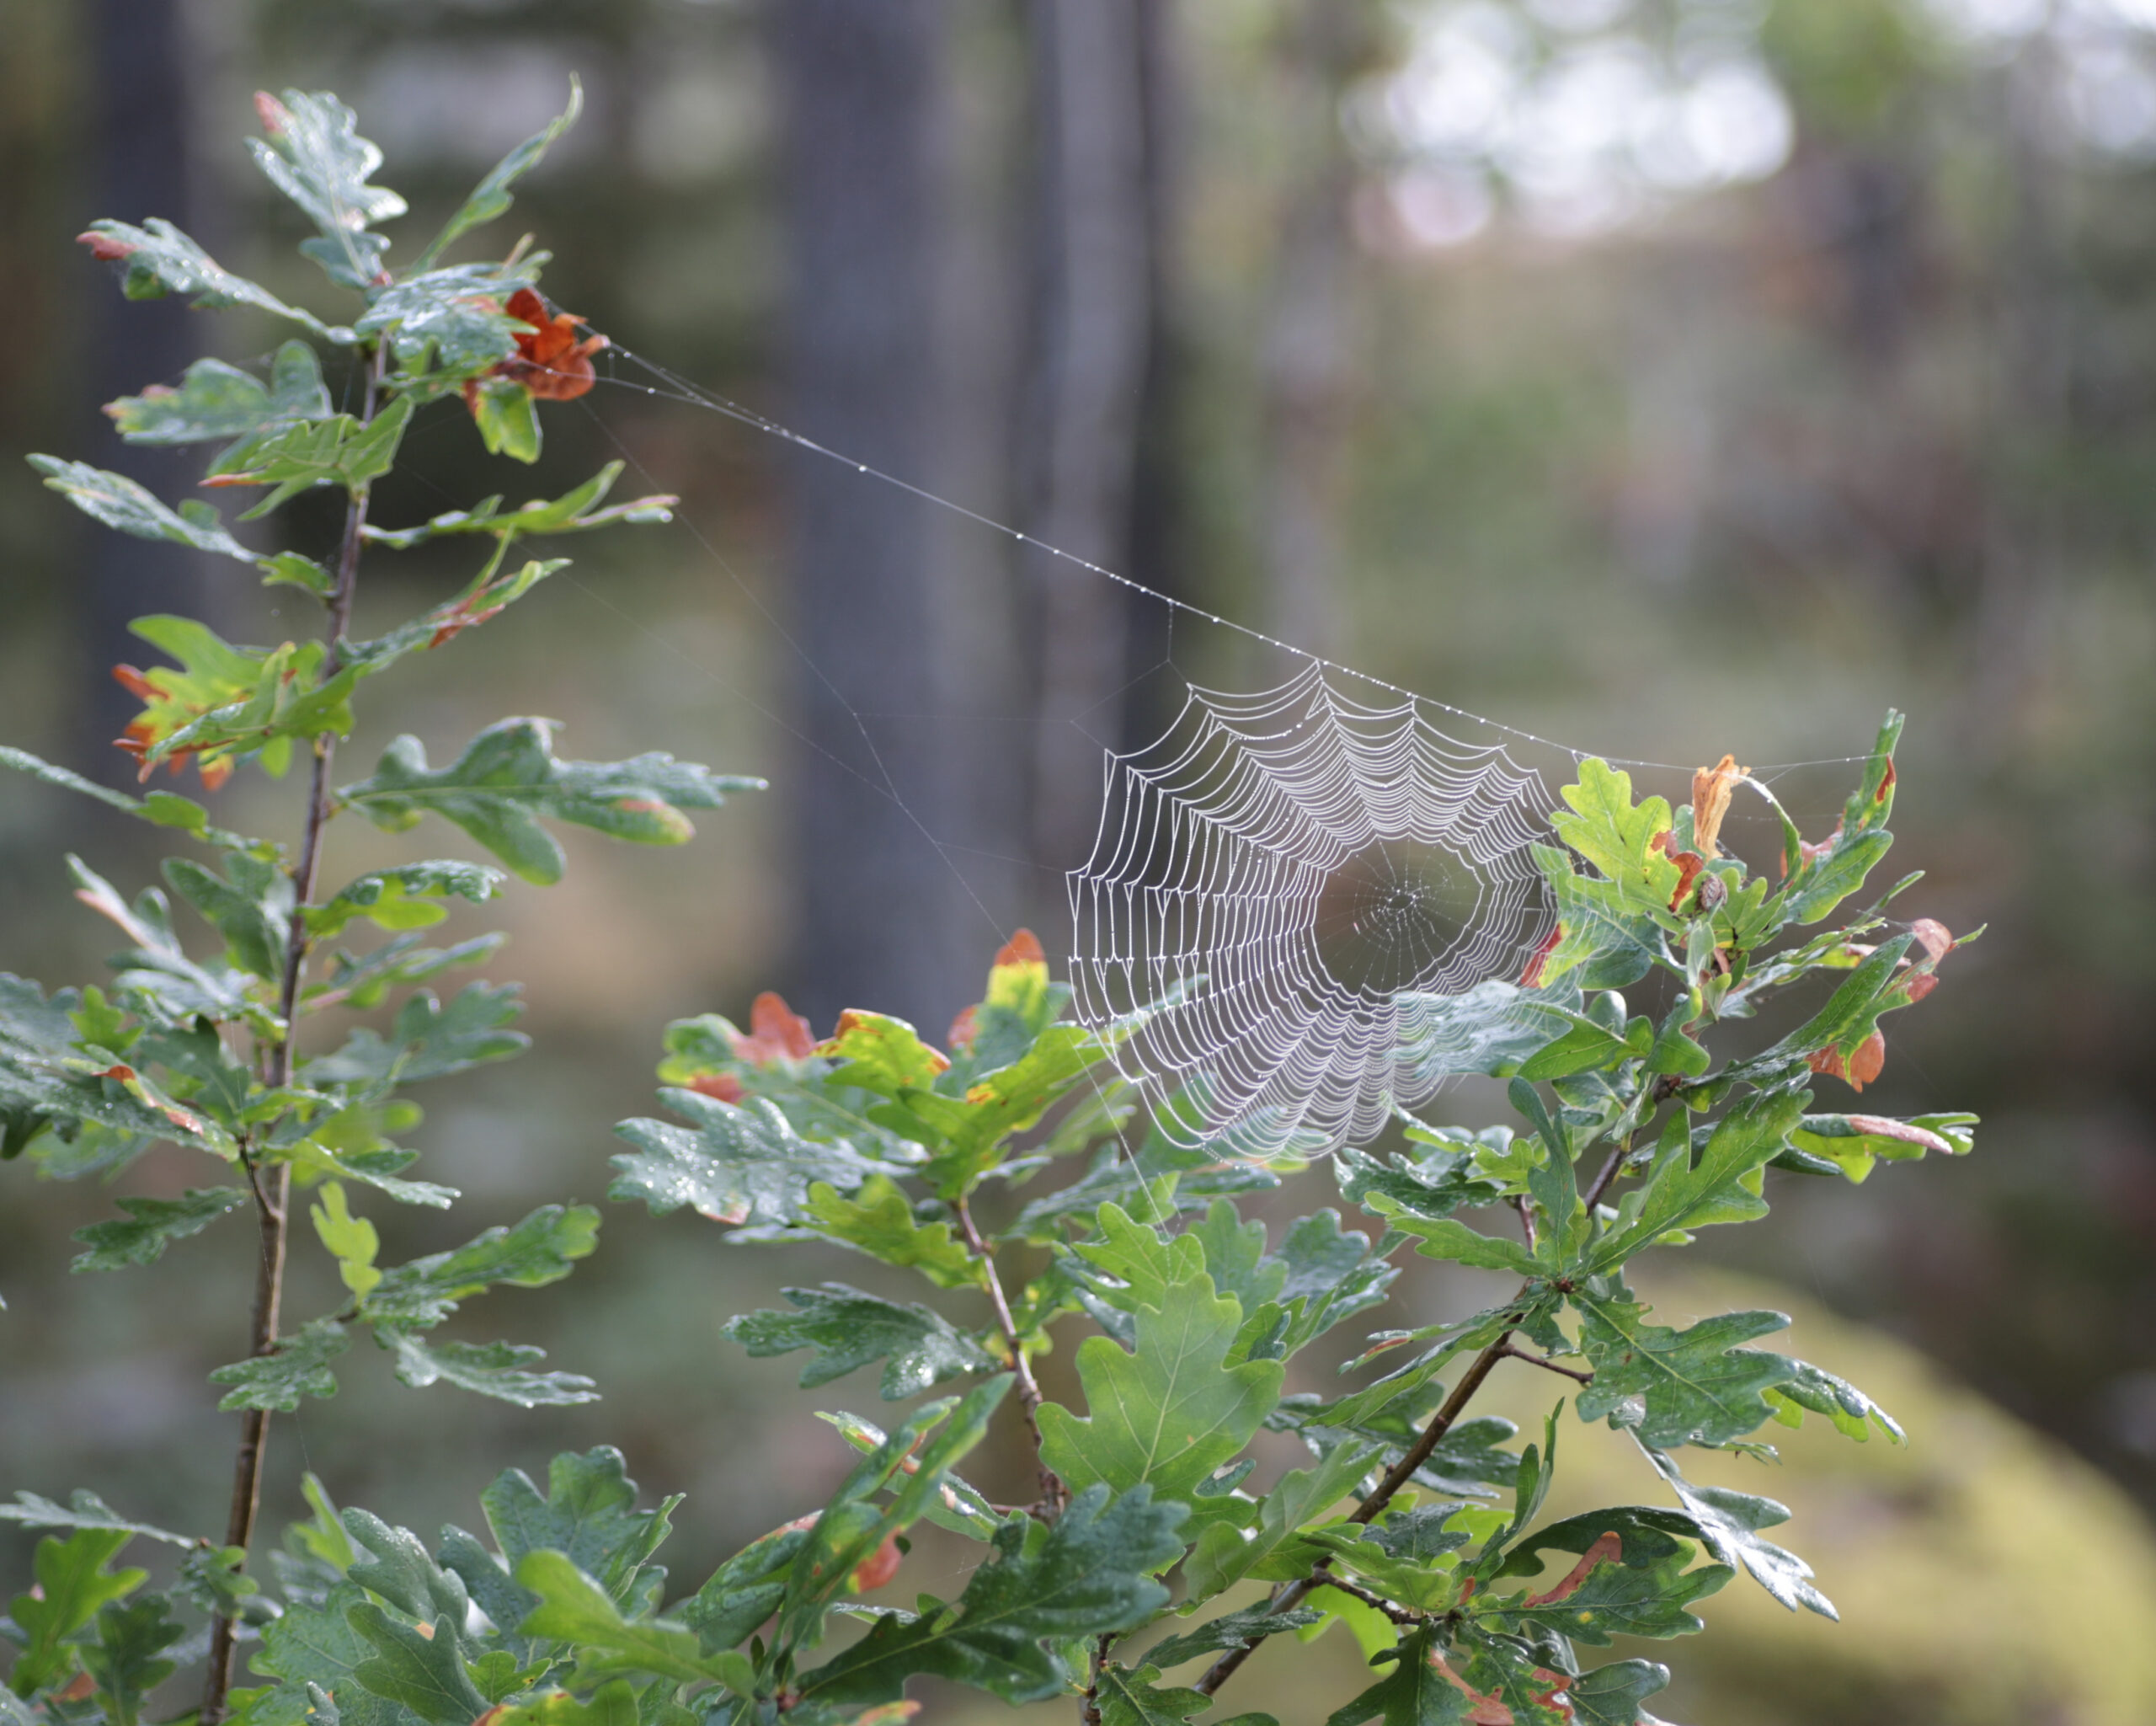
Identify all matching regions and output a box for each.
[1068,664,1558,1160]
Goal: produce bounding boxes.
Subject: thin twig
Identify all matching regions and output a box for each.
[1496,1344,1593,1386]
[1078,1632,1116,1725]
[1306,1572,1422,1627]
[955,1195,1066,1515]
[200,341,386,1725]
[1195,1320,1521,1697]
[1582,1141,1630,1213]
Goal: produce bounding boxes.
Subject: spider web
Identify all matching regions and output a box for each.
[1068,663,1559,1160]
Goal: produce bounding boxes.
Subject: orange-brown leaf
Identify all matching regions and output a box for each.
[995,927,1046,969]
[1650,831,1707,911]
[1808,1029,1886,1092]
[734,991,814,1065]
[1691,753,1748,857]
[848,1532,903,1594]
[1521,923,1563,989]
[947,1003,979,1052]
[1523,1531,1623,1608]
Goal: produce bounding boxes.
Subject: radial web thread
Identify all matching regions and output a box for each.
[1068,665,1558,1160]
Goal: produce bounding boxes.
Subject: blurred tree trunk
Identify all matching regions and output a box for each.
[81,0,222,786]
[1970,43,2068,761]
[1118,2,1190,766]
[773,0,985,1032]
[1023,0,1159,879]
[1257,0,1369,670]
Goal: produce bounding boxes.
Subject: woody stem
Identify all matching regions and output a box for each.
[955,1196,1065,1513]
[201,339,387,1724]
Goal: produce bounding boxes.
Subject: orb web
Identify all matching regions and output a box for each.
[1068,666,1557,1158]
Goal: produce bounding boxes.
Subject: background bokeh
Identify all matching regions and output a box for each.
[4,2,2155,1721]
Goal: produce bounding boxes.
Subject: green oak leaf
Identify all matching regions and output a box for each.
[1359,1200,1540,1278]
[1764,1358,1904,1444]
[81,1593,186,1726]
[0,1491,191,1547]
[247,88,406,289]
[1586,1090,1808,1272]
[0,744,253,848]
[1477,1515,1729,1644]
[346,1603,487,1726]
[306,861,503,940]
[797,1174,985,1288]
[210,1317,350,1412]
[1141,1602,1325,1671]
[386,1334,598,1407]
[611,1093,890,1227]
[163,852,291,979]
[516,1551,748,1692]
[1182,1440,1380,1602]
[247,1582,406,1726]
[107,342,330,446]
[445,1446,678,1646]
[1572,1293,1796,1450]
[1095,1665,1278,1726]
[204,395,414,518]
[353,263,534,376]
[70,1186,249,1271]
[414,80,582,269]
[304,981,529,1093]
[29,456,258,562]
[1550,759,1683,920]
[725,1283,994,1399]
[1569,1659,1675,1726]
[73,217,350,339]
[774,1379,1010,1651]
[1038,1270,1284,1509]
[1393,980,1581,1083]
[792,1483,1185,1709]
[340,718,761,887]
[362,463,675,550]
[1324,1627,1485,1726]
[362,1204,598,1328]
[6,1529,147,1696]
[1639,1443,1834,1618]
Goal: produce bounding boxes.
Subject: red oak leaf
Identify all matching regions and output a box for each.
[733,991,814,1065]
[848,1532,903,1593]
[995,928,1046,968]
[1903,917,1956,1002]
[1808,1029,1886,1092]
[687,1072,744,1104]
[1521,923,1563,988]
[947,1004,979,1052]
[498,287,606,401]
[77,231,136,261]
[1650,830,1707,911]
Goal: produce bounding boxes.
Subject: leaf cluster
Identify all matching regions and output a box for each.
[3,80,1978,1726]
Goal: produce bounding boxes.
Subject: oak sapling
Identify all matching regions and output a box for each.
[0,83,756,1722]
[1,83,1977,1726]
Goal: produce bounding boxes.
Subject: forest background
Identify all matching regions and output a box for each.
[3,1,2154,1722]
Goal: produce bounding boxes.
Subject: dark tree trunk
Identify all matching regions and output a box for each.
[82,0,221,783]
[772,0,986,1034]
[1118,0,1191,761]
[1022,0,1159,879]
[1257,0,1369,671]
